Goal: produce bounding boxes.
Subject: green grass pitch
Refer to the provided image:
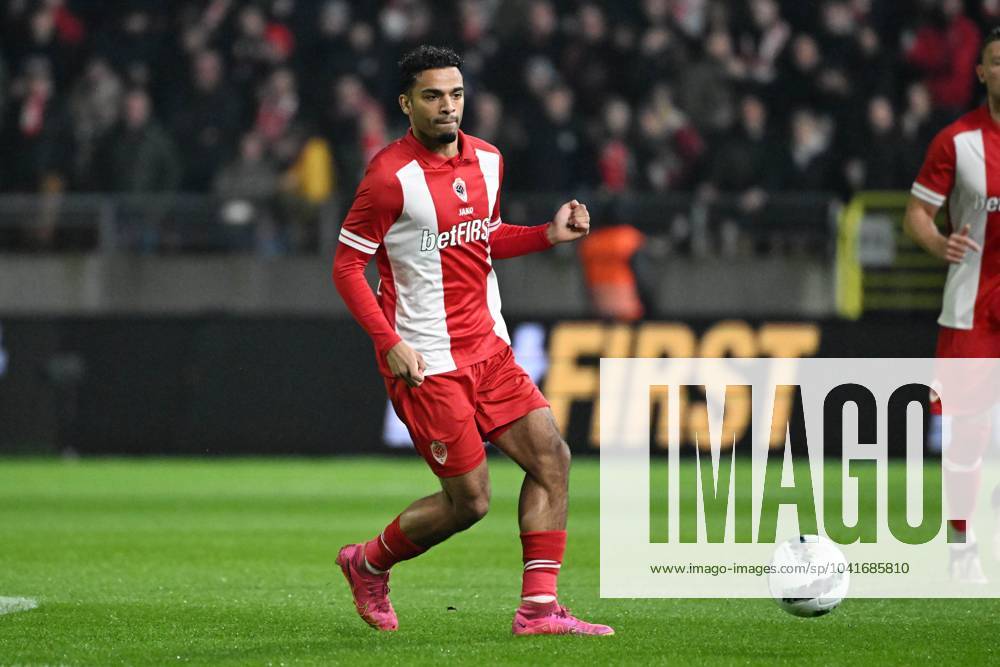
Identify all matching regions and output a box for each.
[0,456,997,665]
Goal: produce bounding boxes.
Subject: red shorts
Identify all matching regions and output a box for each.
[936,324,1000,358]
[932,325,1000,416]
[385,346,550,478]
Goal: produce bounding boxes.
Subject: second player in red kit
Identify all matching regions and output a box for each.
[332,46,614,635]
[905,27,1000,584]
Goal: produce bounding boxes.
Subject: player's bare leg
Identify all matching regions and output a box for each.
[493,408,569,531]
[398,459,491,545]
[492,408,614,636]
[337,461,491,630]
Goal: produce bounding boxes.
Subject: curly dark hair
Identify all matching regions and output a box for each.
[398,45,463,94]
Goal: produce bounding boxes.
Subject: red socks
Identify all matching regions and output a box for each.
[943,415,990,542]
[363,515,426,573]
[361,520,568,614]
[519,530,567,615]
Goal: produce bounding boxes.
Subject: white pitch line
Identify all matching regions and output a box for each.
[0,597,38,615]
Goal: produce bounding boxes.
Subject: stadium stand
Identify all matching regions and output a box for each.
[0,0,992,255]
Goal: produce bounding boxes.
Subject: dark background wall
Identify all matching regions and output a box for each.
[0,315,937,456]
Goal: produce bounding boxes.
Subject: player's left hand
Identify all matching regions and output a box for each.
[942,224,981,264]
[547,199,590,245]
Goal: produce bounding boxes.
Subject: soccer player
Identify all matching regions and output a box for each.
[331,46,614,635]
[904,27,1000,584]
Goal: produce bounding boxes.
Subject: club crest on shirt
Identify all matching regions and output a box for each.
[452,177,468,203]
[430,440,448,465]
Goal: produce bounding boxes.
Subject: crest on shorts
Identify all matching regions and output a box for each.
[452,177,468,203]
[430,440,448,465]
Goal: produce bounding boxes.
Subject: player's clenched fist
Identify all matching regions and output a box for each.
[547,199,590,245]
[942,224,982,264]
[386,340,426,387]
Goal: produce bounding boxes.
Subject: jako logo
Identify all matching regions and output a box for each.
[974,196,1000,211]
[421,218,490,251]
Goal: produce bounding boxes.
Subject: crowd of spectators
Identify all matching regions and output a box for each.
[0,0,995,252]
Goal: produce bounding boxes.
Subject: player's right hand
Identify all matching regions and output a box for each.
[386,340,426,388]
[943,224,982,264]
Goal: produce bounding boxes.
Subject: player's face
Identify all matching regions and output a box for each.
[977,42,1000,98]
[400,67,464,146]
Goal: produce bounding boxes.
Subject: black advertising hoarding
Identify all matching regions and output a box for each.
[0,317,385,456]
[0,316,938,456]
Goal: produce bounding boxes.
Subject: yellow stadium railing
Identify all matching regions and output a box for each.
[836,191,946,319]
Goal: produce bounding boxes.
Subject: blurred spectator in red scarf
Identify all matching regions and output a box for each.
[598,97,634,193]
[905,0,981,113]
[255,67,299,149]
[1,57,69,193]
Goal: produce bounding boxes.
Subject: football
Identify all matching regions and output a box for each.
[768,535,850,618]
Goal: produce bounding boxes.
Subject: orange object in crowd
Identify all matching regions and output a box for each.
[577,224,646,322]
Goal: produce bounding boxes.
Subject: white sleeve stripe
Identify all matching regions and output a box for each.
[911,182,946,205]
[340,228,379,249]
[912,182,946,201]
[339,236,377,254]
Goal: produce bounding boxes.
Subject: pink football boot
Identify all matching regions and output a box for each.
[336,544,398,631]
[512,603,615,636]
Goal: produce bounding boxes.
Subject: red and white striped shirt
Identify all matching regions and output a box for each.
[333,130,552,376]
[912,106,1000,330]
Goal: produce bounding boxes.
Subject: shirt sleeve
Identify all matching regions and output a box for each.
[332,165,404,357]
[489,223,553,259]
[338,164,399,254]
[486,153,554,259]
[911,129,956,208]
